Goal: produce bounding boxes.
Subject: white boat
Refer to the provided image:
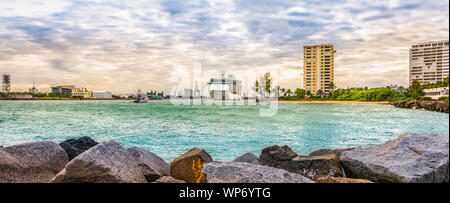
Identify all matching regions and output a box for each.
[133,90,148,103]
[207,76,243,100]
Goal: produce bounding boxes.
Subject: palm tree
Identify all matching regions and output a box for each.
[280,88,286,98]
[329,82,335,93]
[317,89,324,98]
[286,89,292,97]
[294,88,306,99]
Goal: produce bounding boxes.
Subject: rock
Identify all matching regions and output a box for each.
[170,148,213,183]
[260,145,299,165]
[152,176,185,183]
[340,133,449,183]
[287,154,343,180]
[316,177,373,183]
[308,147,356,159]
[260,145,343,180]
[202,161,314,183]
[59,136,98,160]
[127,147,170,182]
[233,152,260,165]
[50,140,147,183]
[392,100,449,113]
[0,141,68,183]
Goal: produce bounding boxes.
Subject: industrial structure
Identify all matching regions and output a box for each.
[303,44,336,96]
[409,40,449,86]
[2,74,11,96]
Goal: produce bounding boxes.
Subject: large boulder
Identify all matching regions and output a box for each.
[0,141,68,183]
[50,141,147,183]
[202,161,314,183]
[127,147,170,182]
[260,145,299,165]
[308,147,356,159]
[316,177,373,183]
[170,148,213,183]
[233,152,259,165]
[59,136,98,160]
[288,154,343,180]
[260,145,343,180]
[340,133,449,183]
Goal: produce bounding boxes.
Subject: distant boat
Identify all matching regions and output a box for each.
[133,90,148,103]
[207,75,243,100]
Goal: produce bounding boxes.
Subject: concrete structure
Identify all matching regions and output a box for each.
[71,88,93,99]
[424,87,449,100]
[93,91,112,99]
[409,40,449,86]
[303,44,336,96]
[51,85,78,94]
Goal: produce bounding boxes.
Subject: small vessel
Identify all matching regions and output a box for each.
[207,74,243,100]
[133,90,148,103]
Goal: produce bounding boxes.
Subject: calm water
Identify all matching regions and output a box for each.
[0,100,448,161]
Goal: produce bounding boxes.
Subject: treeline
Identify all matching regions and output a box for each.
[278,79,449,102]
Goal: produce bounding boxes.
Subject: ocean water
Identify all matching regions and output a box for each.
[0,100,448,161]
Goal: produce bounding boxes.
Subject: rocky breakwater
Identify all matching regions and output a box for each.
[392,100,449,113]
[1,132,448,183]
[340,132,449,183]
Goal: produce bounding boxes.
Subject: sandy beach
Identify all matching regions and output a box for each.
[279,100,390,105]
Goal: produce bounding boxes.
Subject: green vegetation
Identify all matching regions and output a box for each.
[423,77,449,89]
[438,97,449,102]
[278,79,447,102]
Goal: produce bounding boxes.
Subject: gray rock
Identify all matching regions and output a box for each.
[0,141,68,183]
[308,147,356,159]
[50,140,147,183]
[260,145,299,165]
[260,145,343,180]
[152,176,185,183]
[340,133,449,183]
[59,136,98,160]
[202,161,314,183]
[127,147,170,182]
[288,154,343,180]
[233,152,260,165]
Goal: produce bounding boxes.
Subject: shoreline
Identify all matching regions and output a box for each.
[279,100,390,105]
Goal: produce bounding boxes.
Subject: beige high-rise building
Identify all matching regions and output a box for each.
[303,44,336,95]
[409,40,449,85]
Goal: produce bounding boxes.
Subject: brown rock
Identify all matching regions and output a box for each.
[308,147,356,159]
[316,177,373,183]
[170,148,213,183]
[152,176,185,183]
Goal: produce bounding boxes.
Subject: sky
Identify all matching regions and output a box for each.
[0,0,448,94]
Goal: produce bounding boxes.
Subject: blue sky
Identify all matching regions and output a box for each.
[0,0,448,94]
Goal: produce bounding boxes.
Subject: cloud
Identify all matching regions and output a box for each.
[0,0,448,94]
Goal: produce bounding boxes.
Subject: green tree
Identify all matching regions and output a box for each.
[317,89,324,98]
[294,88,306,99]
[286,89,292,97]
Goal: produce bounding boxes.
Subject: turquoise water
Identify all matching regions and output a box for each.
[0,100,448,161]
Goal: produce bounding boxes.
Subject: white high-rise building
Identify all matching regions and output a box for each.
[409,40,449,85]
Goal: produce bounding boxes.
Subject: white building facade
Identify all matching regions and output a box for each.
[409,40,449,85]
[424,87,449,100]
